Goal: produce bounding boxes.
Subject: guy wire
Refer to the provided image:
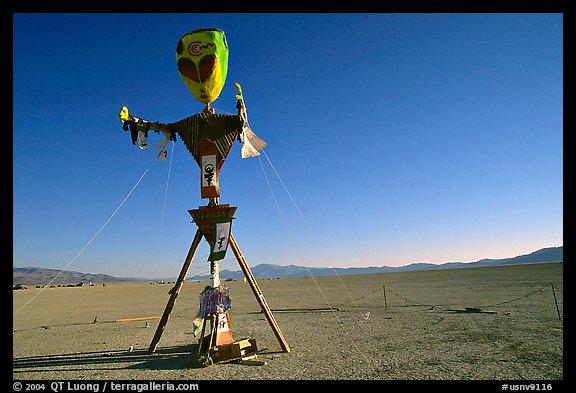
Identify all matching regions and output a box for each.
[256,155,335,311]
[158,140,175,238]
[14,159,158,317]
[261,150,366,321]
[257,152,376,370]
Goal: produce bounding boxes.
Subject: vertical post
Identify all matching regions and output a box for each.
[207,314,218,351]
[551,282,561,321]
[210,260,221,287]
[382,285,388,311]
[148,229,204,354]
[197,317,208,356]
[229,234,291,353]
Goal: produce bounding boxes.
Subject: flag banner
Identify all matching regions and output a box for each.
[201,154,217,187]
[209,220,232,261]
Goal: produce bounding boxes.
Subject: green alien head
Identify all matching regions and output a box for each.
[176,28,229,104]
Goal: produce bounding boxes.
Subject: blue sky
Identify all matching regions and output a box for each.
[12,13,563,279]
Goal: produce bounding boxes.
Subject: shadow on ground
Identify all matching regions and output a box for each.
[13,345,284,374]
[13,345,200,373]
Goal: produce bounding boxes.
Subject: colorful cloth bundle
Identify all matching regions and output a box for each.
[199,285,231,317]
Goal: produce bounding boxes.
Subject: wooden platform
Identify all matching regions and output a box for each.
[217,338,258,361]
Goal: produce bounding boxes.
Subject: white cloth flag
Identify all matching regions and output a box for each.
[236,86,267,159]
[153,131,171,160]
[240,126,267,158]
[214,222,231,252]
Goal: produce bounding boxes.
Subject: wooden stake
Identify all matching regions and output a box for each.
[115,316,160,323]
[148,229,203,354]
[383,285,388,311]
[229,234,291,353]
[551,282,561,320]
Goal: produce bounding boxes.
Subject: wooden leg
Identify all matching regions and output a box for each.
[148,229,204,354]
[229,234,290,353]
[197,317,208,357]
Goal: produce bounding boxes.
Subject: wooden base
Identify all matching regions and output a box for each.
[197,311,234,356]
[217,338,257,361]
[191,338,259,368]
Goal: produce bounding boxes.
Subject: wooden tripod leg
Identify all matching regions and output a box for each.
[197,317,208,357]
[148,229,204,354]
[229,234,291,353]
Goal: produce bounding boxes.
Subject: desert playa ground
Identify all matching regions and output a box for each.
[13,263,563,382]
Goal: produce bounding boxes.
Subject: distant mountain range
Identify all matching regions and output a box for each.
[187,246,563,280]
[13,246,562,285]
[12,267,138,286]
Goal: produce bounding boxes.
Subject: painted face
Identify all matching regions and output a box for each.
[176,28,229,104]
[118,106,129,122]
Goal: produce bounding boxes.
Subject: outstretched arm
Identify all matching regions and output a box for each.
[119,105,174,134]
